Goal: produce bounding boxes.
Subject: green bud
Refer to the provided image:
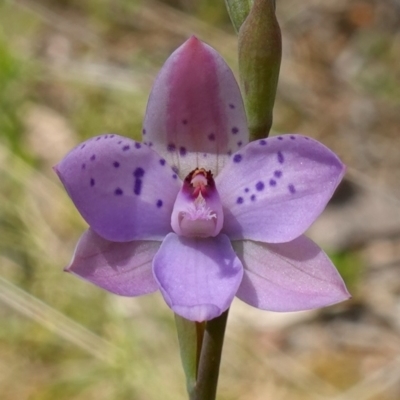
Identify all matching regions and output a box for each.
[224,0,253,33]
[238,0,281,139]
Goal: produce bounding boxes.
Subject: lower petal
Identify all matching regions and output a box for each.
[153,233,243,321]
[66,229,160,296]
[233,236,350,312]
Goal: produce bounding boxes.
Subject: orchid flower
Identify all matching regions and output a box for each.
[54,37,350,322]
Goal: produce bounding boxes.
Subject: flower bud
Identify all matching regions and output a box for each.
[238,0,281,139]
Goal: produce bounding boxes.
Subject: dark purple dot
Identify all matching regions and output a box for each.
[227,150,232,156]
[90,178,95,187]
[134,167,145,178]
[159,159,166,166]
[182,119,188,125]
[269,179,277,187]
[118,140,122,144]
[290,136,296,140]
[96,137,101,141]
[289,184,296,194]
[110,134,115,138]
[172,174,177,179]
[113,161,120,168]
[148,142,153,147]
[115,188,123,196]
[229,103,235,109]
[274,170,282,178]
[156,199,163,208]
[80,144,86,149]
[237,197,244,204]
[168,143,176,152]
[259,140,267,145]
[251,194,256,201]
[208,133,216,141]
[90,154,96,161]
[203,153,207,158]
[122,145,130,151]
[237,141,242,147]
[81,163,86,170]
[142,129,147,135]
[172,166,179,174]
[104,135,108,139]
[244,188,249,193]
[134,179,142,195]
[278,136,283,140]
[256,181,265,191]
[231,127,239,134]
[277,151,284,164]
[135,142,141,149]
[179,147,187,156]
[233,154,242,163]
[304,137,310,140]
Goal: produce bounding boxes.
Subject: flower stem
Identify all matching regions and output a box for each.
[189,309,229,400]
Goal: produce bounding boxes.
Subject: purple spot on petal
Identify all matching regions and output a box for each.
[251,194,256,201]
[237,141,242,147]
[274,170,282,178]
[233,154,242,163]
[231,127,239,134]
[90,178,95,187]
[277,151,284,164]
[278,136,283,140]
[237,197,244,204]
[118,140,122,144]
[290,136,296,140]
[182,119,188,125]
[203,153,207,157]
[179,147,187,156]
[159,159,166,166]
[289,184,296,194]
[208,133,215,141]
[113,161,120,168]
[269,179,277,187]
[259,140,267,145]
[80,144,86,150]
[115,188,123,196]
[244,188,249,193]
[156,199,163,208]
[172,166,179,174]
[96,137,101,141]
[134,179,142,195]
[172,174,177,179]
[123,145,130,151]
[81,163,86,170]
[256,181,265,191]
[104,135,108,139]
[135,142,141,149]
[148,142,153,147]
[142,128,146,135]
[90,154,96,161]
[110,134,115,138]
[304,137,310,140]
[168,143,176,152]
[227,150,232,156]
[134,167,145,178]
[229,103,235,109]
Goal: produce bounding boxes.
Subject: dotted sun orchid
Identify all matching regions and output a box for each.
[54,37,350,322]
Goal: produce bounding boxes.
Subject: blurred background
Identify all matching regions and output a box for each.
[0,0,400,399]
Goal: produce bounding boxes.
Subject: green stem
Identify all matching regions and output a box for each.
[189,309,229,400]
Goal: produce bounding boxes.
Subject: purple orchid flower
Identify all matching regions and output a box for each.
[54,37,350,322]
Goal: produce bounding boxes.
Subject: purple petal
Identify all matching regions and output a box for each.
[234,236,350,311]
[216,135,345,242]
[54,134,181,241]
[153,233,243,321]
[66,229,160,296]
[143,36,248,178]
